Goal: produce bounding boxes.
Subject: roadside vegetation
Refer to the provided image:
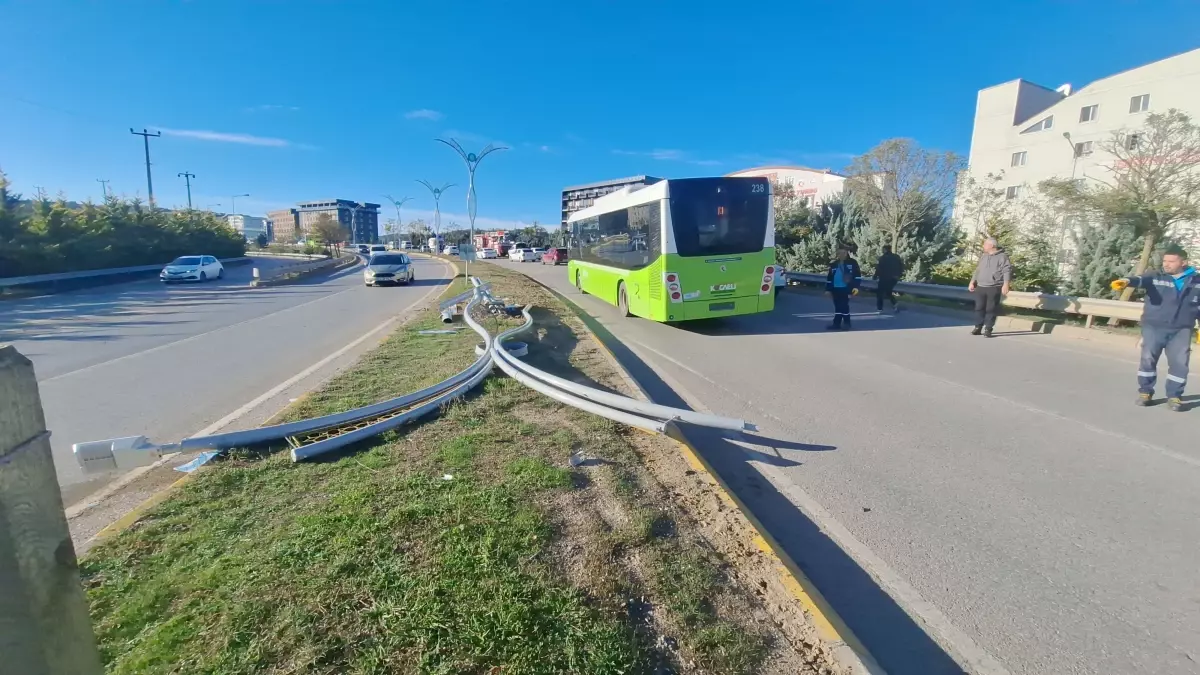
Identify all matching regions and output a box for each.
[0,171,246,277]
[81,263,829,674]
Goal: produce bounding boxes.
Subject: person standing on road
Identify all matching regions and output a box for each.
[874,245,904,313]
[825,246,861,331]
[1111,245,1199,412]
[968,238,1012,338]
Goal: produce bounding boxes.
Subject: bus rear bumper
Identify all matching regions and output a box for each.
[666,294,775,321]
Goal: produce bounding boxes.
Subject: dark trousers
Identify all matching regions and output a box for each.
[1139,326,1193,399]
[876,277,898,311]
[830,288,851,328]
[973,285,1003,330]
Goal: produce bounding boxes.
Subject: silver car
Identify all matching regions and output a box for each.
[364,253,414,286]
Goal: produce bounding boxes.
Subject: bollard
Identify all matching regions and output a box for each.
[252,267,260,280]
[0,345,103,675]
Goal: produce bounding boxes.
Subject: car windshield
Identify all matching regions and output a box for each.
[370,255,407,265]
[170,257,202,266]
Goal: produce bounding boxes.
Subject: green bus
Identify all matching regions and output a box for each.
[566,176,776,322]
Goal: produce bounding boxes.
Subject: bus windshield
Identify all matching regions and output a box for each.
[669,178,768,257]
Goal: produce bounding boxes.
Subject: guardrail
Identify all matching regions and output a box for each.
[783,272,1147,326]
[1,256,251,292]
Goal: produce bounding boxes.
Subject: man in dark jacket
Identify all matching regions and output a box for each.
[874,245,904,313]
[968,237,1013,337]
[825,246,861,331]
[1111,246,1199,412]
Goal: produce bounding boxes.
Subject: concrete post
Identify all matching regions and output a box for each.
[0,345,102,675]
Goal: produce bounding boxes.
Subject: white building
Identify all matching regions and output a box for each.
[725,165,846,206]
[227,214,269,242]
[961,47,1200,258]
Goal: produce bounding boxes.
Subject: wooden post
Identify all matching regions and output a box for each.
[0,345,102,675]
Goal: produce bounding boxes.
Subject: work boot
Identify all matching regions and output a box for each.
[984,328,994,338]
[1135,392,1153,407]
[1167,398,1183,412]
[825,324,839,331]
[971,326,983,336]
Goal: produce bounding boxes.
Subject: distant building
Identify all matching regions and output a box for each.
[562,175,661,227]
[473,230,510,251]
[725,166,846,207]
[267,208,299,243]
[297,199,381,244]
[961,47,1200,261]
[227,214,269,242]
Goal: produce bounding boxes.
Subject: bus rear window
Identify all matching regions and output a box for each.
[669,178,768,257]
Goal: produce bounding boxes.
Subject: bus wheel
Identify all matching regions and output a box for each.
[576,271,586,294]
[617,282,631,317]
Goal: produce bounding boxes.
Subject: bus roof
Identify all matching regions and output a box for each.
[566,176,769,223]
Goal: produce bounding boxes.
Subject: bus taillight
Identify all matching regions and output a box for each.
[760,265,775,295]
[665,272,682,303]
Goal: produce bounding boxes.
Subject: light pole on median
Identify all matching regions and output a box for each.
[230,193,249,216]
[344,201,364,247]
[435,138,506,277]
[416,180,455,250]
[383,194,413,246]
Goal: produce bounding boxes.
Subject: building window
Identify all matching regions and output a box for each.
[1021,116,1054,133]
[1129,94,1150,113]
[1005,185,1022,200]
[1010,151,1028,167]
[1079,105,1098,122]
[1074,141,1094,157]
[1126,133,1141,150]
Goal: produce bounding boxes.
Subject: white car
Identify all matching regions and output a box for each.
[509,248,537,262]
[160,255,223,283]
[480,248,498,259]
[530,247,546,261]
[443,245,460,256]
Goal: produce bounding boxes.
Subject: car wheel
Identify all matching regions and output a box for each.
[217,268,224,279]
[199,271,207,282]
[617,282,631,317]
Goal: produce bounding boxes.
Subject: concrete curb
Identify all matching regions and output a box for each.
[508,264,885,675]
[250,255,355,287]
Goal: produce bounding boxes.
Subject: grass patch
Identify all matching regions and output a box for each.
[82,263,792,674]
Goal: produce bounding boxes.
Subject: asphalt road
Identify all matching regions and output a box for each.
[1,255,451,505]
[489,259,1200,675]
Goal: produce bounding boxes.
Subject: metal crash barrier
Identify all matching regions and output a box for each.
[74,277,752,471]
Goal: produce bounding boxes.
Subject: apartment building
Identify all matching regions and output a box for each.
[267,208,299,243]
[961,47,1200,258]
[297,199,381,244]
[226,214,268,242]
[562,176,661,226]
[726,165,846,206]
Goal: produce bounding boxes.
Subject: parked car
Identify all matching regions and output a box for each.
[509,248,537,262]
[530,247,547,261]
[364,253,414,286]
[541,247,568,265]
[443,245,460,256]
[480,248,498,259]
[160,255,223,283]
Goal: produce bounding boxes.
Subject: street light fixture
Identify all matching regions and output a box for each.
[230,193,249,215]
[383,194,414,246]
[435,138,506,275]
[416,180,455,248]
[344,201,363,246]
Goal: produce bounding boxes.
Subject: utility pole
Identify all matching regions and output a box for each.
[130,128,161,208]
[231,193,249,216]
[96,179,110,200]
[177,172,195,209]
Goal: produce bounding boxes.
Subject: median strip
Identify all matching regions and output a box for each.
[81,264,840,674]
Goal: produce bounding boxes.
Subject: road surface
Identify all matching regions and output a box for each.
[490,259,1200,675]
[1,255,452,505]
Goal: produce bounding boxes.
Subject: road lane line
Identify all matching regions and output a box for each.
[41,283,359,383]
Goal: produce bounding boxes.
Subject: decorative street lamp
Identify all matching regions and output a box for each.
[344,201,363,246]
[383,194,413,246]
[435,138,506,275]
[416,180,455,248]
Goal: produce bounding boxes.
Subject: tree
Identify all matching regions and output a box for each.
[772,180,821,249]
[255,232,269,249]
[844,138,963,250]
[383,218,399,245]
[310,213,346,255]
[1042,108,1200,299]
[406,218,431,243]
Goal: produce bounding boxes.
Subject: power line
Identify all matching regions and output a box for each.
[177,172,195,209]
[130,128,161,207]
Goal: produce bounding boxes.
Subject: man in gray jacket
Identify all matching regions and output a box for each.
[968,238,1013,337]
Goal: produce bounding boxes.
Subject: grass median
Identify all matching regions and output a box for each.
[81,262,830,674]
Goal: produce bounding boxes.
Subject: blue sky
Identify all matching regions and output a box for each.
[2,0,1198,230]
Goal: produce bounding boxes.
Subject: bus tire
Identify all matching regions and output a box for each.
[617,282,631,317]
[576,271,586,294]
